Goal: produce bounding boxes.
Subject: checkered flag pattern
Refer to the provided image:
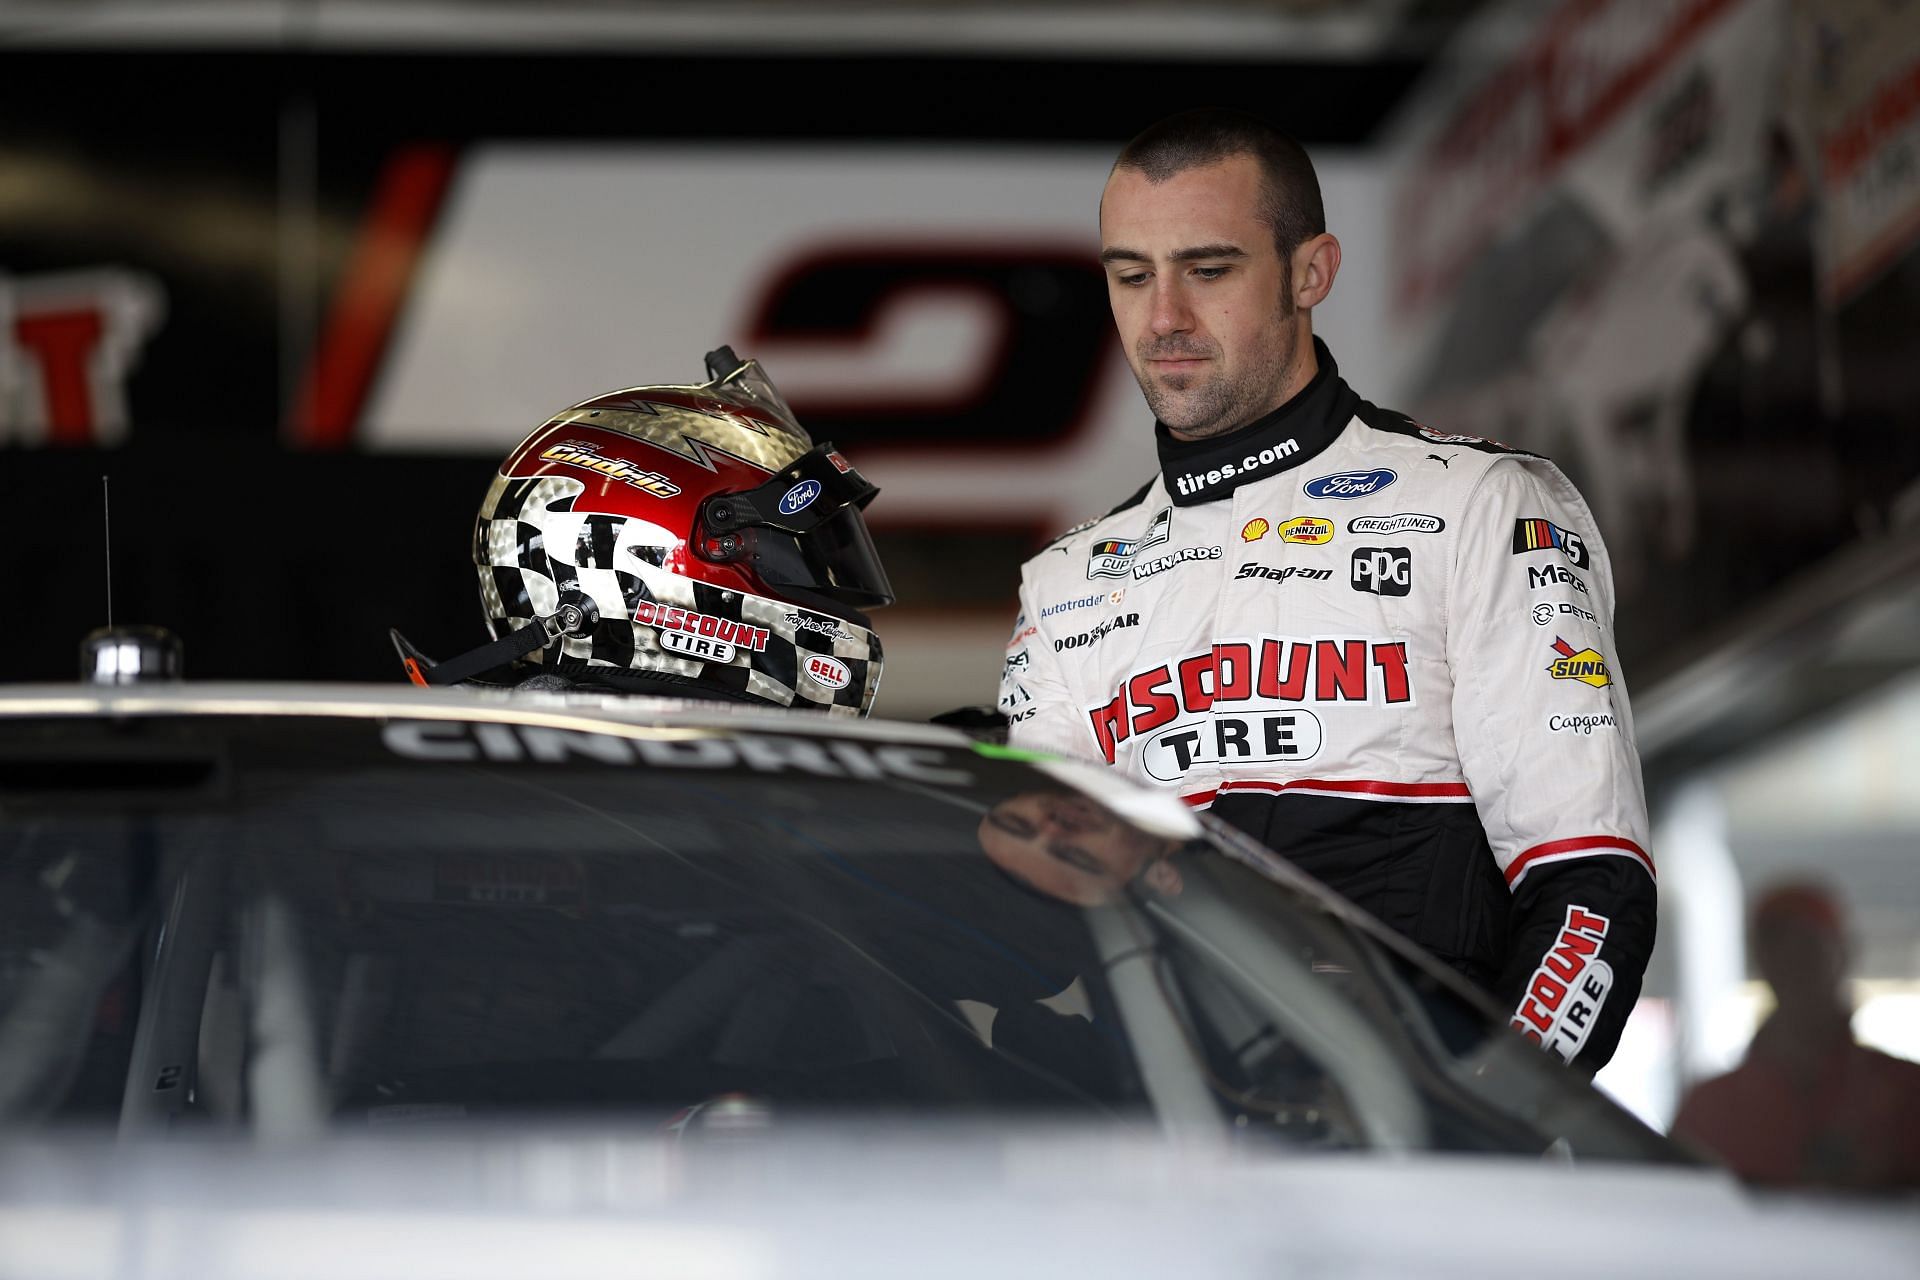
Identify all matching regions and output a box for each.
[472,471,881,715]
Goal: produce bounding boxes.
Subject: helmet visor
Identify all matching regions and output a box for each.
[704,442,895,611]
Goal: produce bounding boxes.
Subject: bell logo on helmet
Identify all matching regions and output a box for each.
[804,654,852,690]
[779,480,822,515]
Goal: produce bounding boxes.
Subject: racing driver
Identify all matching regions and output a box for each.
[997,109,1655,1072]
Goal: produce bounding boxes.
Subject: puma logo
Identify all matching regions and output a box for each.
[1428,453,1455,468]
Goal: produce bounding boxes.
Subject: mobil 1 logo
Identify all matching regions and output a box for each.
[1351,547,1411,597]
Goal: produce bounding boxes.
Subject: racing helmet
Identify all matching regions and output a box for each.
[427,348,892,714]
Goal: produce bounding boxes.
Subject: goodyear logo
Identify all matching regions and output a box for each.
[1547,636,1610,687]
[1240,517,1270,542]
[1276,516,1334,545]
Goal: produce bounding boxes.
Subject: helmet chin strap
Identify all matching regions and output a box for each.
[400,596,598,688]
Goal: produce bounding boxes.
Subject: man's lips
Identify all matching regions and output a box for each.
[1150,357,1210,372]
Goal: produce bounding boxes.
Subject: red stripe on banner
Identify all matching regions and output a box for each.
[1506,835,1655,886]
[1182,789,1218,808]
[290,144,457,448]
[1219,778,1473,799]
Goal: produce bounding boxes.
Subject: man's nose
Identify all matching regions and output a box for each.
[1149,279,1192,336]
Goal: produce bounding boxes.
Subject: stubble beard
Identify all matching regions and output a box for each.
[1136,294,1299,442]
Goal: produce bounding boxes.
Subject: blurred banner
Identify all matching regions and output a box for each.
[0,47,1397,712]
[1387,0,1920,687]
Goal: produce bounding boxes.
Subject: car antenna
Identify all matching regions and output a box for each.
[80,474,184,684]
[102,474,112,628]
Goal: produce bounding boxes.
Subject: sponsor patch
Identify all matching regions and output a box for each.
[1276,516,1335,544]
[1347,513,1443,535]
[635,602,770,653]
[1039,593,1106,619]
[1303,468,1397,500]
[1141,709,1325,782]
[1511,906,1613,1063]
[1087,506,1173,579]
[786,611,856,642]
[1130,545,1222,581]
[1003,648,1030,676]
[1087,636,1412,765]
[1417,425,1515,449]
[1547,636,1611,687]
[1548,713,1618,735]
[1511,517,1590,568]
[1235,563,1333,584]
[1350,547,1411,596]
[660,629,736,663]
[1240,517,1270,542]
[779,479,822,515]
[1527,564,1590,595]
[803,653,852,689]
[540,440,682,498]
[1055,612,1141,651]
[825,450,852,474]
[1532,601,1597,627]
[384,722,970,784]
[1172,436,1300,499]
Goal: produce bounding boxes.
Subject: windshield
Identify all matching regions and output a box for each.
[0,711,1674,1160]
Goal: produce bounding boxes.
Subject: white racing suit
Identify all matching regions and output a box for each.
[1000,340,1655,1071]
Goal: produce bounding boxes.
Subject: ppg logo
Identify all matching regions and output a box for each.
[1351,547,1411,597]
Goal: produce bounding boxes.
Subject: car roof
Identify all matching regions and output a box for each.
[0,681,970,748]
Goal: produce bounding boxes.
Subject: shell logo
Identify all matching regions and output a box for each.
[1277,517,1335,544]
[1240,518,1270,542]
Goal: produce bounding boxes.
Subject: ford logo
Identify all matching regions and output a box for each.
[779,480,822,516]
[1303,468,1397,500]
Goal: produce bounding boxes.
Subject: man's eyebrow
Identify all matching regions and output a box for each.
[1098,244,1250,266]
[986,810,1039,839]
[1170,243,1248,262]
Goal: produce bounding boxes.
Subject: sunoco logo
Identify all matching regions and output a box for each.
[1348,513,1443,535]
[1303,468,1396,500]
[1546,637,1610,687]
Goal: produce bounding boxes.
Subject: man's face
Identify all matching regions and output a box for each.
[977,790,1179,906]
[1100,154,1299,440]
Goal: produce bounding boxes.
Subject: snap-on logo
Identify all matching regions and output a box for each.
[804,654,851,689]
[1303,468,1396,500]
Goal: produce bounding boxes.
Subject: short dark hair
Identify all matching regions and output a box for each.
[1113,108,1325,259]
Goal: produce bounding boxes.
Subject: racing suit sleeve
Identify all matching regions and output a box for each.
[1447,457,1657,1073]
[999,572,1097,761]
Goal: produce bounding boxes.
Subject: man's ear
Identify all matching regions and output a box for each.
[1293,233,1341,311]
[1142,859,1183,899]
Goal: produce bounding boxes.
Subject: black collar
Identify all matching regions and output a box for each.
[1154,337,1358,507]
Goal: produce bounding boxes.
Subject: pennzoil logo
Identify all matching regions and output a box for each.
[1547,637,1610,687]
[541,440,683,498]
[1276,517,1334,544]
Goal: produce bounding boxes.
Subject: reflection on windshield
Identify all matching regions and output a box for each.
[977,789,1183,906]
[0,719,1677,1165]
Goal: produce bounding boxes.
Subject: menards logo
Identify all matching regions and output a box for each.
[1087,635,1411,766]
[1547,637,1609,687]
